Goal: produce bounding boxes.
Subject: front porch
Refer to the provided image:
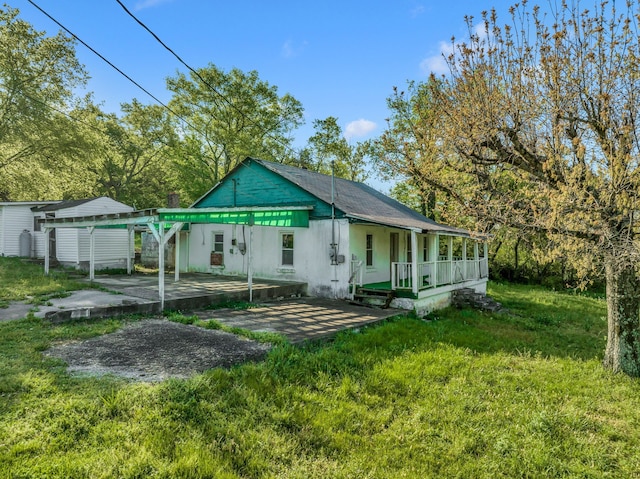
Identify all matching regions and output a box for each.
[349,231,489,314]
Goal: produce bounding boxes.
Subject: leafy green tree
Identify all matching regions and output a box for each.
[426,0,640,375]
[166,65,304,202]
[302,116,369,182]
[0,6,87,200]
[370,80,476,225]
[84,100,179,208]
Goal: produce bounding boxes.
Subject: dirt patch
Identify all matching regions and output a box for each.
[45,319,271,382]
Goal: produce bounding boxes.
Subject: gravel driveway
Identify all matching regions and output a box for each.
[45,319,271,382]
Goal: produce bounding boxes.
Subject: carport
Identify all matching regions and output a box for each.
[41,205,312,309]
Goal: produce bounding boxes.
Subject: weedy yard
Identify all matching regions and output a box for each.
[1,258,639,477]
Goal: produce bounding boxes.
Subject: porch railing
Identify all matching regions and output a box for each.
[392,258,488,291]
[349,260,364,297]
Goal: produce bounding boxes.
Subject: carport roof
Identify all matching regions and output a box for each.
[39,205,312,229]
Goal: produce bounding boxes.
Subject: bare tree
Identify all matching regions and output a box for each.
[427,0,640,375]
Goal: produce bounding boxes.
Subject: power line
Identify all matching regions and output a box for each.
[113,0,301,158]
[26,0,199,134]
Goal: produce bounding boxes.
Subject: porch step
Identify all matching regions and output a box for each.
[352,288,396,309]
[452,288,504,313]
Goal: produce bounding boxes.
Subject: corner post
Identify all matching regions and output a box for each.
[411,230,419,294]
[88,226,95,281]
[44,227,50,275]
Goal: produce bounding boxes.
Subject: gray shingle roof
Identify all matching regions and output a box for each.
[254,159,469,236]
[31,198,99,212]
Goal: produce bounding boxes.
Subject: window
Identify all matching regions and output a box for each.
[281,233,294,266]
[406,233,412,263]
[366,234,373,267]
[210,232,224,266]
[33,216,41,232]
[423,236,429,262]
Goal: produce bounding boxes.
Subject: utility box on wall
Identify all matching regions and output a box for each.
[210,252,223,266]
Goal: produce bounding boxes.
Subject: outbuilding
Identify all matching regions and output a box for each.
[31,197,134,270]
[0,201,59,258]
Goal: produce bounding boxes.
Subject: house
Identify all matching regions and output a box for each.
[186,158,488,314]
[0,201,60,258]
[31,197,134,270]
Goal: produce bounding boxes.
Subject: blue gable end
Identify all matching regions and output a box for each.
[193,158,335,219]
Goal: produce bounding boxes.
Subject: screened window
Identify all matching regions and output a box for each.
[406,233,412,263]
[281,233,294,266]
[423,236,429,262]
[366,234,373,267]
[210,232,224,266]
[213,233,224,253]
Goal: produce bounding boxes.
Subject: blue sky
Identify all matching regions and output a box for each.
[13,0,517,185]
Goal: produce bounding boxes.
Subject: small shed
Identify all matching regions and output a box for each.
[32,197,134,270]
[0,201,60,258]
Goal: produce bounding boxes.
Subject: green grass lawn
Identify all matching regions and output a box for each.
[0,257,88,308]
[1,272,639,477]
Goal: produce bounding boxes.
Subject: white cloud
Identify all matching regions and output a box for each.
[410,5,425,18]
[135,0,173,11]
[473,21,489,40]
[420,40,454,76]
[421,22,490,76]
[344,119,377,140]
[281,39,307,59]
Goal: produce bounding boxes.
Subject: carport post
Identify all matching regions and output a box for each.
[127,225,133,275]
[174,228,180,282]
[43,227,49,275]
[248,219,254,302]
[158,222,165,311]
[88,226,95,281]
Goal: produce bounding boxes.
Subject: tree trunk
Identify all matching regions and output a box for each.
[603,257,640,376]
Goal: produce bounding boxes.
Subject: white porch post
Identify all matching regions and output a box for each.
[88,226,95,281]
[411,230,419,294]
[432,234,438,287]
[448,236,453,284]
[44,227,50,276]
[483,241,489,278]
[127,226,133,275]
[462,238,467,281]
[474,241,480,279]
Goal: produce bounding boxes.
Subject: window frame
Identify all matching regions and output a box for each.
[280,231,294,267]
[210,231,224,267]
[365,233,374,267]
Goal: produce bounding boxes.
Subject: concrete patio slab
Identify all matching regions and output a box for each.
[196,297,405,343]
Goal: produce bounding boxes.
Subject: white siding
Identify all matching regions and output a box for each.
[53,198,134,269]
[55,228,79,263]
[349,224,394,285]
[1,205,37,257]
[188,219,353,298]
[0,207,4,255]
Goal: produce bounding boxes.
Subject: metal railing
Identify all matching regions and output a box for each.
[349,260,364,297]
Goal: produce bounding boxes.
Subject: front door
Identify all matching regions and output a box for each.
[390,232,399,277]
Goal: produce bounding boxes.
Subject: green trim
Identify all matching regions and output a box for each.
[362,281,417,299]
[159,209,309,228]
